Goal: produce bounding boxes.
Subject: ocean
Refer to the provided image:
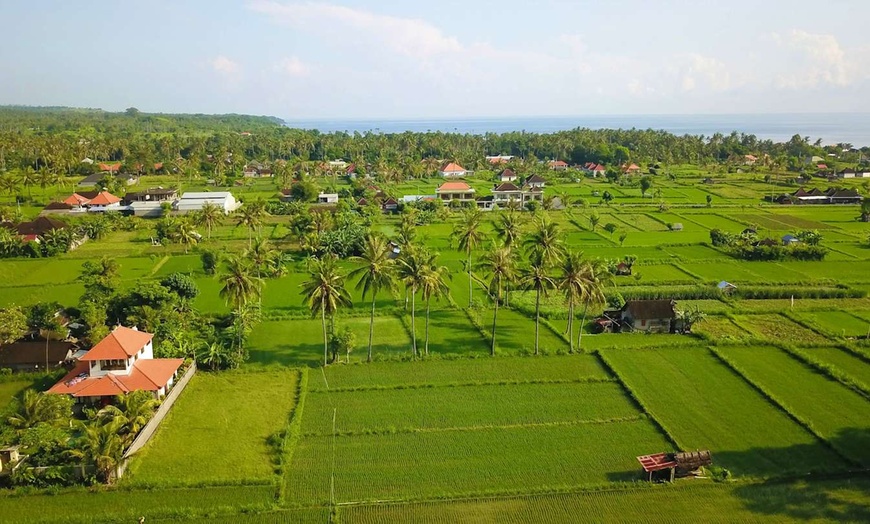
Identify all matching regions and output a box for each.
[283,113,870,147]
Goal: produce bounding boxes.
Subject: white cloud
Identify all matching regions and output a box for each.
[685,53,732,91]
[772,30,855,88]
[248,1,461,59]
[210,55,240,76]
[274,56,310,76]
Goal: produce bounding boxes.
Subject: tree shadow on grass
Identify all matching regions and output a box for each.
[248,343,322,368]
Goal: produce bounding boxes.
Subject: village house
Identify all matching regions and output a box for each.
[3,216,69,243]
[0,338,79,372]
[175,191,239,214]
[243,164,273,178]
[316,192,339,204]
[525,174,547,189]
[486,155,513,165]
[775,187,863,205]
[58,191,123,212]
[547,160,569,171]
[595,299,680,334]
[476,195,495,211]
[744,154,758,165]
[439,162,469,178]
[436,181,475,202]
[584,163,606,177]
[621,163,641,175]
[497,169,518,183]
[837,168,856,179]
[79,172,139,188]
[47,326,183,404]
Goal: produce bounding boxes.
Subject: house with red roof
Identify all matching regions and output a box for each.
[97,162,122,173]
[744,155,758,165]
[621,163,641,175]
[547,160,569,171]
[47,326,183,404]
[439,162,469,178]
[497,169,518,183]
[436,181,475,202]
[61,191,122,212]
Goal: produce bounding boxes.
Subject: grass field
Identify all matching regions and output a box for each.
[600,347,848,477]
[126,370,300,485]
[716,345,870,467]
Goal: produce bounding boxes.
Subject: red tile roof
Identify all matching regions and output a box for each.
[63,193,92,206]
[86,191,121,206]
[79,327,153,361]
[437,181,473,192]
[548,160,568,167]
[494,182,521,192]
[440,162,466,173]
[47,358,183,397]
[98,163,122,172]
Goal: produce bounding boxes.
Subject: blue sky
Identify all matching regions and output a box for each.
[1,0,869,119]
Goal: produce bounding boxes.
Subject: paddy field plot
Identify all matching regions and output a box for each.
[716,345,870,467]
[126,370,300,485]
[600,346,847,477]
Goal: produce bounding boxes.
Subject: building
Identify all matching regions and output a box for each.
[744,154,758,165]
[79,172,138,188]
[525,174,547,189]
[621,163,641,175]
[243,164,273,178]
[782,234,800,246]
[317,193,339,204]
[124,189,178,217]
[61,191,122,212]
[476,195,495,211]
[439,162,468,178]
[0,338,78,371]
[436,181,475,202]
[776,187,863,205]
[491,182,524,205]
[486,155,513,165]
[547,160,569,171]
[717,281,737,295]
[175,192,239,214]
[47,326,183,404]
[381,197,399,212]
[97,162,122,173]
[838,168,856,179]
[5,216,69,243]
[497,169,518,182]
[595,299,679,334]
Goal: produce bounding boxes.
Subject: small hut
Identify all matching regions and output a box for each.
[637,450,712,481]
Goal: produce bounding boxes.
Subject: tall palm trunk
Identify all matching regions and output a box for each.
[490,283,499,356]
[424,298,431,356]
[534,288,541,355]
[578,303,589,351]
[467,252,473,307]
[367,294,376,362]
[321,296,328,366]
[410,285,417,358]
[45,333,50,371]
[567,299,574,354]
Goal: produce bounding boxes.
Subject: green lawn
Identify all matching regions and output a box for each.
[125,370,300,486]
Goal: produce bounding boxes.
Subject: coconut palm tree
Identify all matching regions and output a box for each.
[452,208,483,307]
[68,418,126,483]
[194,202,223,239]
[235,201,267,247]
[7,389,70,430]
[523,212,564,268]
[0,173,21,200]
[557,250,587,353]
[397,246,430,358]
[175,218,199,253]
[518,261,556,355]
[300,255,352,366]
[419,256,450,356]
[219,255,262,310]
[493,209,524,248]
[478,245,516,356]
[577,259,612,350]
[349,235,396,362]
[96,391,159,440]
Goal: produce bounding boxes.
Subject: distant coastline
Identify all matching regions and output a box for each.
[283,113,870,147]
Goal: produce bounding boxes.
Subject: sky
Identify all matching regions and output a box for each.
[1,0,870,119]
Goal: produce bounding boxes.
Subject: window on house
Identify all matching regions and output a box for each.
[641,319,647,327]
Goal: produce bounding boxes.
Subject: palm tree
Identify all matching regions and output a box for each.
[397,246,429,358]
[69,418,125,483]
[235,201,267,247]
[219,255,262,310]
[452,208,483,307]
[175,219,199,253]
[589,212,600,232]
[300,255,352,366]
[493,209,524,248]
[194,202,223,239]
[419,257,450,356]
[523,212,564,268]
[7,389,69,430]
[577,259,612,351]
[519,261,556,355]
[97,391,159,439]
[0,173,21,200]
[479,245,516,356]
[557,251,587,353]
[349,235,396,362]
[20,167,36,200]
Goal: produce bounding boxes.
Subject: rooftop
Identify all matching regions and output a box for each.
[79,326,153,361]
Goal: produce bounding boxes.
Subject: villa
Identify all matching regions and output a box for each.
[60,191,123,212]
[436,181,475,202]
[47,326,183,404]
[439,162,468,178]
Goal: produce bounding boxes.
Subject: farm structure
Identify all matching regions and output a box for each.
[637,450,713,481]
[594,299,680,334]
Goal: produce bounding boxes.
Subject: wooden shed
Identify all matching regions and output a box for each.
[637,450,712,481]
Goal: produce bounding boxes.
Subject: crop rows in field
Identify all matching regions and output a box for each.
[803,346,870,389]
[302,381,638,435]
[715,345,870,467]
[339,476,870,524]
[600,346,848,477]
[735,314,832,346]
[286,418,672,505]
[0,484,276,524]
